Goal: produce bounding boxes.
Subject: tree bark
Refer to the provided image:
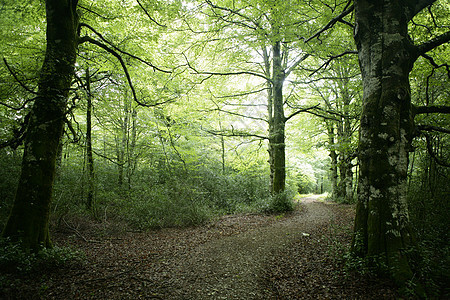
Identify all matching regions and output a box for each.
[327,122,339,195]
[352,0,416,285]
[2,0,79,252]
[86,68,95,209]
[270,40,286,194]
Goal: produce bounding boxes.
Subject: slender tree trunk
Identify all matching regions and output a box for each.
[271,40,286,194]
[2,0,79,252]
[117,97,129,187]
[127,108,137,190]
[262,47,275,192]
[327,122,339,195]
[352,0,416,285]
[86,68,95,209]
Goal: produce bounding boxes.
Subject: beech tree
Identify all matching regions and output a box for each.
[184,0,322,195]
[2,0,80,251]
[350,0,450,286]
[1,0,174,251]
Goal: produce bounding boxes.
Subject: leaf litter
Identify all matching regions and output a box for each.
[1,197,397,299]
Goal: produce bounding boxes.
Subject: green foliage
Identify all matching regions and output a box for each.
[0,150,21,229]
[407,151,450,297]
[258,187,296,213]
[295,171,315,194]
[121,180,213,229]
[0,238,85,274]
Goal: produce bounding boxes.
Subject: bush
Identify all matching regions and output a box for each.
[258,188,296,213]
[0,149,21,228]
[0,238,85,274]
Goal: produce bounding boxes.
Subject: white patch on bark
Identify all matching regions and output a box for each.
[378,133,389,139]
[383,33,403,46]
[387,229,401,237]
[370,186,382,198]
[383,105,396,119]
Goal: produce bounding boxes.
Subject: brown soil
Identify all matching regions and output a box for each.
[1,196,398,299]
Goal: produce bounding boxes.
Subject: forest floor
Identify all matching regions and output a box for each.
[1,196,399,299]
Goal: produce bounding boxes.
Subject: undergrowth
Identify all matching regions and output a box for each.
[0,238,85,274]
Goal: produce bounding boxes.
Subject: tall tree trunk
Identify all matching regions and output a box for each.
[352,0,416,285]
[263,47,275,192]
[2,0,79,252]
[127,107,137,190]
[270,40,286,194]
[326,122,339,196]
[86,68,95,209]
[117,97,129,187]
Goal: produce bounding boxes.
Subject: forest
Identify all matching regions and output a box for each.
[0,0,449,298]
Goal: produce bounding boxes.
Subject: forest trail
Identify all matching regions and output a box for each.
[165,195,333,299]
[4,196,397,299]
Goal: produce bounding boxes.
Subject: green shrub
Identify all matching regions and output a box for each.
[0,238,85,274]
[0,149,21,228]
[258,188,295,213]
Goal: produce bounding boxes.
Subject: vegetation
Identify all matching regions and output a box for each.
[0,0,448,298]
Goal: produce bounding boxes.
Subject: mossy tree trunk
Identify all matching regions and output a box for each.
[270,40,286,195]
[2,0,79,252]
[351,0,448,286]
[263,40,287,196]
[326,122,339,195]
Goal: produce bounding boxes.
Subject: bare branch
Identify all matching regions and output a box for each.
[417,124,450,134]
[414,105,450,115]
[309,51,358,76]
[136,0,167,28]
[79,36,172,108]
[424,133,450,167]
[416,30,450,57]
[285,104,321,121]
[203,126,268,140]
[305,3,354,43]
[3,58,38,95]
[79,23,171,73]
[182,53,269,82]
[285,54,310,77]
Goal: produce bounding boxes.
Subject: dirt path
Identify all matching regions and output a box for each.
[2,196,397,299]
[153,195,334,299]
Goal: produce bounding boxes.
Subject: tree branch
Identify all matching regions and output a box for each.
[417,124,450,134]
[309,51,358,76]
[414,105,450,115]
[79,23,171,73]
[203,126,268,140]
[304,3,354,43]
[423,133,450,167]
[285,104,321,121]
[408,0,436,21]
[79,36,173,108]
[200,106,268,123]
[285,54,310,77]
[136,0,167,28]
[182,53,270,82]
[416,30,450,57]
[3,58,38,95]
